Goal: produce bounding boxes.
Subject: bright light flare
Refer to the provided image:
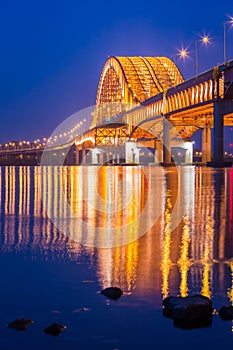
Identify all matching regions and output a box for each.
[177,48,189,60]
[201,35,210,44]
[225,15,233,27]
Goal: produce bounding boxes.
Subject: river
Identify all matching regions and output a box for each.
[0,165,232,349]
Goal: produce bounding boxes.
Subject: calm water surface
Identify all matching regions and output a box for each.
[0,165,233,350]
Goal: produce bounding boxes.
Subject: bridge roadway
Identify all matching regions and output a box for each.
[1,59,233,166]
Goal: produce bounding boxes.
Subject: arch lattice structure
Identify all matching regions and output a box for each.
[96,56,184,105]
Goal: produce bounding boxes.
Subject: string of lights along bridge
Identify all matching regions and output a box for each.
[0,52,233,166]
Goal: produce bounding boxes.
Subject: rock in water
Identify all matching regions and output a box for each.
[43,323,67,336]
[219,306,233,320]
[163,294,213,329]
[8,318,33,331]
[101,287,123,300]
[163,296,184,317]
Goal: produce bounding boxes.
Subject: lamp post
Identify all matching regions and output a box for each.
[195,35,210,78]
[195,40,198,78]
[178,35,210,78]
[223,17,233,65]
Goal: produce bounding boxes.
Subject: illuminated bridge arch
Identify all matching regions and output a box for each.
[96,56,184,105]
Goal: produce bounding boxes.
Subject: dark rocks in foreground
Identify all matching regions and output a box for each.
[43,323,67,336]
[163,296,185,318]
[219,305,233,320]
[101,287,123,300]
[163,294,213,329]
[8,318,33,331]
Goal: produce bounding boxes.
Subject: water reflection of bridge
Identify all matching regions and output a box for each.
[1,57,233,166]
[0,166,232,301]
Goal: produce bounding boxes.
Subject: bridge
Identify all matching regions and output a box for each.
[1,56,233,166]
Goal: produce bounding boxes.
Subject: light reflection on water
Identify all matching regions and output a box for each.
[1,166,233,295]
[0,165,233,348]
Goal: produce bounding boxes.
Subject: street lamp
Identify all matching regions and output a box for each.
[178,35,210,78]
[195,35,210,78]
[178,48,188,59]
[223,17,233,65]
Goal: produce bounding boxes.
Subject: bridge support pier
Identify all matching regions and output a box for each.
[116,153,120,164]
[75,145,80,165]
[125,142,139,164]
[99,152,104,164]
[202,126,211,164]
[112,154,117,164]
[213,101,224,164]
[91,148,102,164]
[106,152,110,164]
[155,140,163,163]
[208,100,233,167]
[81,145,86,165]
[183,142,193,164]
[163,119,172,165]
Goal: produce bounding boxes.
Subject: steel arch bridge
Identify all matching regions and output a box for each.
[96,56,184,104]
[80,56,233,165]
[92,56,184,127]
[93,56,233,138]
[1,56,233,166]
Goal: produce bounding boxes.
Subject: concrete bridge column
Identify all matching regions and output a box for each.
[163,119,172,165]
[82,145,86,164]
[210,100,233,166]
[133,148,140,164]
[155,140,163,163]
[183,142,193,164]
[125,142,140,164]
[112,153,116,164]
[106,152,111,164]
[202,126,211,164]
[75,145,80,165]
[91,148,100,164]
[99,152,104,164]
[213,101,224,164]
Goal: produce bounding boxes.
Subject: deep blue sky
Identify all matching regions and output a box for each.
[0,0,233,149]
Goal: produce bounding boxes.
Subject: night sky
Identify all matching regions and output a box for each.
[0,0,233,149]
